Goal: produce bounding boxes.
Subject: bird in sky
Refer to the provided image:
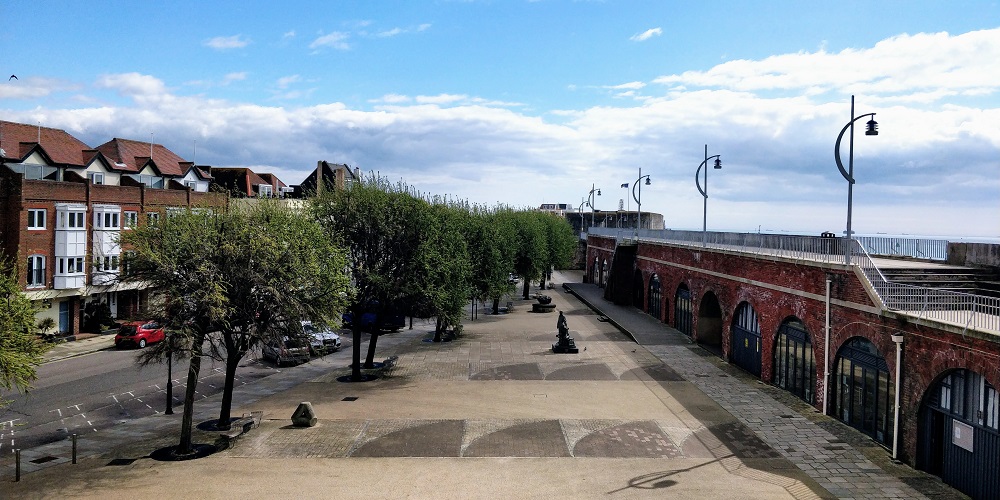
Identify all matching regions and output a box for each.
[8,75,16,81]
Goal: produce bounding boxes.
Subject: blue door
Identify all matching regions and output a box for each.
[58,300,70,334]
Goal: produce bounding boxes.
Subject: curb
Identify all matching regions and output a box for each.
[561,283,638,345]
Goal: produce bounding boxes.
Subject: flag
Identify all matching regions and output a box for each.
[620,183,629,188]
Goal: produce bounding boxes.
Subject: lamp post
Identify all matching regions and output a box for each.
[631,168,652,238]
[585,184,602,230]
[621,182,631,229]
[695,144,722,247]
[834,95,878,264]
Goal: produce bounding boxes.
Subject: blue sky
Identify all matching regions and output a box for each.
[2,1,999,238]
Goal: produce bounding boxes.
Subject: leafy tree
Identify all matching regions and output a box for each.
[311,177,425,380]
[501,209,548,299]
[121,201,349,450]
[414,200,472,341]
[538,212,577,289]
[464,205,516,314]
[0,259,47,408]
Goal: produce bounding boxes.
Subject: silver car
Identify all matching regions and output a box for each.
[302,321,342,356]
[261,336,311,366]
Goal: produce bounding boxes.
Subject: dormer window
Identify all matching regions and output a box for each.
[90,172,105,185]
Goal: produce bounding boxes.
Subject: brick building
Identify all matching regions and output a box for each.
[1,121,229,336]
[586,228,1000,499]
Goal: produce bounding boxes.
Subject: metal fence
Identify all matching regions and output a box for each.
[590,227,999,333]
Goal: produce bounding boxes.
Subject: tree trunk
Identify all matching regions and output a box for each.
[351,324,363,381]
[522,279,530,299]
[540,272,547,291]
[363,331,380,368]
[492,298,500,315]
[433,317,443,342]
[216,350,241,430]
[178,329,205,454]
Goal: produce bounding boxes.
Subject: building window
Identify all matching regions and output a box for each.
[28,209,46,230]
[59,257,84,274]
[103,212,119,229]
[147,212,160,224]
[258,185,273,197]
[60,211,85,228]
[122,250,136,276]
[90,172,104,185]
[27,255,45,287]
[124,211,138,229]
[185,180,197,189]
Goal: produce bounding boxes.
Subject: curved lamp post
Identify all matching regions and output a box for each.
[834,95,878,264]
[695,144,722,248]
[165,331,174,414]
[631,168,652,238]
[586,184,602,230]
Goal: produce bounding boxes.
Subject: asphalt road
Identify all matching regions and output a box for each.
[0,341,347,457]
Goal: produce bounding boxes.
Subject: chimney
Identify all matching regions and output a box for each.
[315,161,324,196]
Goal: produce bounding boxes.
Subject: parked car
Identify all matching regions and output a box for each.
[261,336,311,366]
[302,321,342,355]
[114,321,165,348]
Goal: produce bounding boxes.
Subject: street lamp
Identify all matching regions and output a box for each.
[631,168,652,238]
[834,95,878,264]
[695,144,722,247]
[586,184,601,230]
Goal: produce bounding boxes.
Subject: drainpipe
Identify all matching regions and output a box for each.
[823,276,831,415]
[891,333,904,460]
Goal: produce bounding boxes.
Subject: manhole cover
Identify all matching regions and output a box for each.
[342,396,359,401]
[30,456,58,464]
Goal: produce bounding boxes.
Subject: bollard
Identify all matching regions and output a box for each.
[72,433,78,464]
[15,448,20,482]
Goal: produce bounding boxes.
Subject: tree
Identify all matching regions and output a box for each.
[501,210,548,299]
[413,200,472,341]
[463,205,516,315]
[121,202,349,450]
[538,212,577,290]
[311,177,426,380]
[0,259,48,408]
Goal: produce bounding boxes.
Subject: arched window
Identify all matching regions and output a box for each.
[731,302,762,377]
[674,285,692,336]
[601,259,608,288]
[919,369,999,499]
[27,254,46,287]
[648,274,662,321]
[773,318,815,404]
[834,337,893,445]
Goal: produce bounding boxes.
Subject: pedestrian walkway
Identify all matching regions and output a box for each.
[4,273,962,499]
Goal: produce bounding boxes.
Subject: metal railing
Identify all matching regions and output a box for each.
[856,236,948,261]
[590,227,999,333]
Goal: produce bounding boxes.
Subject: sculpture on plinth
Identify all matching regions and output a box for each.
[552,311,579,353]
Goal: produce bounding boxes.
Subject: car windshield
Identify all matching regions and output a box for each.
[302,324,315,335]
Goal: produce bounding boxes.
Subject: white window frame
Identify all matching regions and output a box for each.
[184,180,198,189]
[147,212,160,223]
[27,255,45,287]
[124,211,138,229]
[258,184,273,197]
[28,209,46,230]
[90,172,105,185]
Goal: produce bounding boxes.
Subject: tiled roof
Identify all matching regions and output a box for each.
[94,138,188,176]
[257,173,288,189]
[211,167,273,197]
[0,120,93,167]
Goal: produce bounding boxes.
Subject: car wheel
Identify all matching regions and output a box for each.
[138,339,147,348]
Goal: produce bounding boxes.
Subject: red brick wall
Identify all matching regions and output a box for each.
[588,234,1000,465]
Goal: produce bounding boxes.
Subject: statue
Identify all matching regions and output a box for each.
[552,311,579,353]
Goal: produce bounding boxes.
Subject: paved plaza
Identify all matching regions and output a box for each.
[3,271,964,499]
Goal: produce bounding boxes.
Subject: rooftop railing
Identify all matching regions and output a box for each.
[590,227,998,333]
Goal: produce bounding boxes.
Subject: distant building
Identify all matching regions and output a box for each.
[293,161,359,198]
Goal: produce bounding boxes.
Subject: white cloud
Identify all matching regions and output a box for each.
[0,77,76,99]
[309,32,351,51]
[283,30,296,39]
[377,28,404,38]
[204,35,251,50]
[223,72,247,85]
[276,75,302,89]
[630,28,663,42]
[8,29,1000,238]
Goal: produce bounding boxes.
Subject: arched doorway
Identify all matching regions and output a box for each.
[632,269,644,309]
[697,291,723,355]
[730,302,761,377]
[918,369,999,499]
[674,285,692,336]
[833,337,894,446]
[773,318,815,404]
[648,274,662,321]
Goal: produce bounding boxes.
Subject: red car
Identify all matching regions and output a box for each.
[114,321,165,348]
